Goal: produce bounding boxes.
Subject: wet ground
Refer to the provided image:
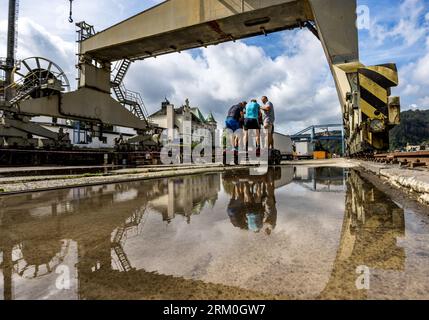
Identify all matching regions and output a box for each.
[0,166,428,300]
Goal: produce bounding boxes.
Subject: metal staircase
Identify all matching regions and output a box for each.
[112,226,133,272]
[9,82,37,105]
[111,208,147,272]
[113,59,131,84]
[111,59,149,124]
[5,70,40,105]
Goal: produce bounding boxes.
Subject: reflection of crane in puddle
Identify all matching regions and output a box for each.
[0,180,161,299]
[0,200,72,299]
[111,207,148,272]
[319,170,405,299]
[12,240,71,279]
[0,175,221,299]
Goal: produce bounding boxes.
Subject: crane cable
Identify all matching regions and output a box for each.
[68,0,74,23]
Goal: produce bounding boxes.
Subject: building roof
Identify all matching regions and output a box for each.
[191,108,206,123]
[206,112,217,124]
[149,101,216,126]
[149,108,166,118]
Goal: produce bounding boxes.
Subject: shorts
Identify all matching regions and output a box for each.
[264,121,274,134]
[244,118,260,130]
[225,117,240,132]
[246,212,264,232]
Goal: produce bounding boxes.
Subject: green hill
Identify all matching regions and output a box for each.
[389,109,429,150]
[316,133,344,155]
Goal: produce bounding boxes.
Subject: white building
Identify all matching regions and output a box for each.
[149,99,217,147]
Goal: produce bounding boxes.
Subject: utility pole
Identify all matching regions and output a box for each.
[4,0,18,101]
[2,246,13,300]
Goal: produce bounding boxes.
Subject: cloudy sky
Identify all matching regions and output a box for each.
[0,0,428,134]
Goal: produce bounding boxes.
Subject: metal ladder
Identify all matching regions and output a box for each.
[111,226,133,272]
[113,246,133,272]
[111,59,149,123]
[5,70,41,105]
[111,208,146,272]
[9,83,37,104]
[113,59,131,84]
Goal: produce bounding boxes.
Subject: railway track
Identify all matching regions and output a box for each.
[0,148,161,166]
[362,151,429,168]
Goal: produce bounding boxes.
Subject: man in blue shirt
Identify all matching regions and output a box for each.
[243,99,261,151]
[225,101,246,150]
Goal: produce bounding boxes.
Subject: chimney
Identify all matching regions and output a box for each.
[166,103,175,140]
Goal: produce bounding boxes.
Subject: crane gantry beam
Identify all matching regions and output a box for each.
[80,0,358,66]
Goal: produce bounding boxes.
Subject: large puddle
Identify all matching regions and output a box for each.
[0,166,428,300]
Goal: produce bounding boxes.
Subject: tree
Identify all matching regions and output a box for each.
[389,109,429,150]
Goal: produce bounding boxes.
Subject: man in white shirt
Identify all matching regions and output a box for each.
[261,96,275,150]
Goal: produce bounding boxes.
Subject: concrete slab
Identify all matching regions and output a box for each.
[357,160,429,205]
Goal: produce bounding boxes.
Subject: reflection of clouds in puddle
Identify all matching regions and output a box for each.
[275,184,346,234]
[123,178,346,298]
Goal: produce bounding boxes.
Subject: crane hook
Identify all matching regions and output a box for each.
[68,0,74,23]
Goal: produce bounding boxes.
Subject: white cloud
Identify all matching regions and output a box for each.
[418,96,429,108]
[402,83,420,95]
[398,33,429,110]
[126,30,341,134]
[0,17,76,86]
[368,0,428,47]
[413,52,429,85]
[360,0,429,111]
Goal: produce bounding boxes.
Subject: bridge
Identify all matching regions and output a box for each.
[292,124,345,154]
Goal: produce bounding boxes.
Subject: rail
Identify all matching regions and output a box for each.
[123,87,149,119]
[358,151,429,168]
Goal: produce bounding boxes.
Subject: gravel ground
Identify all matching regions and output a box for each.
[0,165,248,194]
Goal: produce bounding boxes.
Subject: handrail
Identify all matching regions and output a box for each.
[4,70,40,90]
[1,70,51,104]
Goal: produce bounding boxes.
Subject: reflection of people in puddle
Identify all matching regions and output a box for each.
[227,182,247,229]
[244,181,264,233]
[226,169,277,234]
[262,171,277,235]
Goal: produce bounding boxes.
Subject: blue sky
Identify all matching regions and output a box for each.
[1,0,428,134]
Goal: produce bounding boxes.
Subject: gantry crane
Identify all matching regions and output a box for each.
[1,0,401,155]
